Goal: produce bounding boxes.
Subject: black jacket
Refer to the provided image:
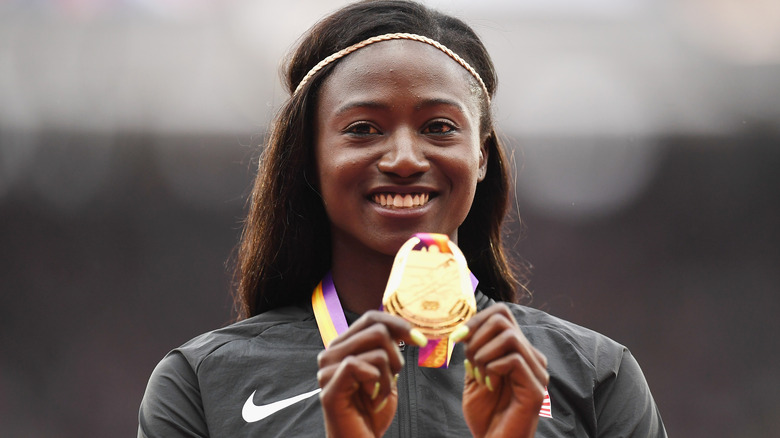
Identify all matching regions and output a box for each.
[138,291,666,437]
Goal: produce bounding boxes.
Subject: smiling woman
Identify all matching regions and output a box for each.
[315,40,488,310]
[138,1,667,437]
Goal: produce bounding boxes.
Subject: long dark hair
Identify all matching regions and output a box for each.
[234,0,526,319]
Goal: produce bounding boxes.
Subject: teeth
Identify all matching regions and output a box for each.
[372,193,430,208]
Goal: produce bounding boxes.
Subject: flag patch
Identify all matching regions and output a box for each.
[539,387,552,418]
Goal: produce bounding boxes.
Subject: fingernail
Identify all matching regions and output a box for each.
[474,366,483,385]
[371,381,380,400]
[373,396,389,413]
[464,359,474,379]
[485,376,494,392]
[449,325,469,343]
[394,374,399,385]
[409,328,428,347]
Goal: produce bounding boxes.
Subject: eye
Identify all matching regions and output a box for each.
[422,120,456,135]
[344,122,381,136]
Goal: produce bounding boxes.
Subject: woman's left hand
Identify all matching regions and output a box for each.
[454,303,550,438]
[316,310,426,438]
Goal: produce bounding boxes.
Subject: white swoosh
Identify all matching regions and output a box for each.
[242,388,322,423]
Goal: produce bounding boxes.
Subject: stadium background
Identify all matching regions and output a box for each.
[1,1,778,436]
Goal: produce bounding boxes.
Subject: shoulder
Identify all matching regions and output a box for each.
[172,305,316,371]
[498,302,667,436]
[510,304,625,360]
[482,293,624,358]
[142,305,317,405]
[138,305,321,436]
[488,298,629,383]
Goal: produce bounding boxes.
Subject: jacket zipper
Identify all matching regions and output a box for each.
[397,345,417,437]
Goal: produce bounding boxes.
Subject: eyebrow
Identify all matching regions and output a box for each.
[414,97,468,115]
[332,97,468,118]
[333,100,391,118]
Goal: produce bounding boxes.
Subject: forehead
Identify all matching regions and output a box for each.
[318,39,481,109]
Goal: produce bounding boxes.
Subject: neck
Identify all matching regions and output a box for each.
[329,243,395,314]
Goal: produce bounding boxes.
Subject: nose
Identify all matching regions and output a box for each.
[377,129,430,178]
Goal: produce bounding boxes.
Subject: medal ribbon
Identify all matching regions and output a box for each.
[311,271,349,349]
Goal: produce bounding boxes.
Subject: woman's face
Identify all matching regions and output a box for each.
[315,40,488,257]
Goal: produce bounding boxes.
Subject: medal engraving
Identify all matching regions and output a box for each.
[383,235,476,340]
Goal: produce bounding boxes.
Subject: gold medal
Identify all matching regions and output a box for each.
[382,234,476,340]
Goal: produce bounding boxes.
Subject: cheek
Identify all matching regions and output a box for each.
[319,154,356,180]
[314,138,342,190]
[316,161,342,203]
[453,154,483,212]
[315,148,368,205]
[446,148,481,184]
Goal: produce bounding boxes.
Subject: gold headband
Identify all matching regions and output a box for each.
[293,32,491,104]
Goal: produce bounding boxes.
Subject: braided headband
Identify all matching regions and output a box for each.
[293,32,490,104]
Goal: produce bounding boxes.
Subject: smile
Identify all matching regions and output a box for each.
[372,193,431,209]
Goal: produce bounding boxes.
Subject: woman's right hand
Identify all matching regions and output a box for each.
[316,310,428,438]
[455,304,550,438]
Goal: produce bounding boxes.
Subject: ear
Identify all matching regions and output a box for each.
[477,139,489,182]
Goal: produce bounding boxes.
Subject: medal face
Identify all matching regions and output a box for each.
[383,234,476,339]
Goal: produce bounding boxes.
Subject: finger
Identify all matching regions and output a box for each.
[471,325,548,386]
[319,355,397,415]
[319,311,427,370]
[354,349,397,404]
[463,304,518,336]
[330,310,428,349]
[533,345,549,369]
[453,303,520,348]
[463,309,519,361]
[319,326,404,375]
[490,353,550,390]
[319,355,379,400]
[484,354,548,411]
[461,305,549,387]
[318,348,398,404]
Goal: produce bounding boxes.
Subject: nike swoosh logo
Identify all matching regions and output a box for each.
[242,388,322,423]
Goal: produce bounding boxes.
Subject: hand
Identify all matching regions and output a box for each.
[453,304,550,438]
[316,310,428,438]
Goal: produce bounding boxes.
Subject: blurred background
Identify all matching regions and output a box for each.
[1,0,778,436]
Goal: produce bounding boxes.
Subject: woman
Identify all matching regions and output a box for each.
[138,1,666,436]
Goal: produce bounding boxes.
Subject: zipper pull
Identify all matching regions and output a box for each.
[398,340,406,352]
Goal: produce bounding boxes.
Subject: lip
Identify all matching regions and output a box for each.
[372,192,430,208]
[367,186,438,214]
[369,185,437,195]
